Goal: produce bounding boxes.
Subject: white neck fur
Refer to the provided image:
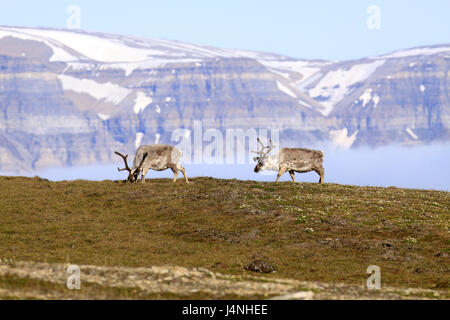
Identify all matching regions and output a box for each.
[260,154,279,172]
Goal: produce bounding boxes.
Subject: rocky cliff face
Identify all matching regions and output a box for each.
[314,53,450,147]
[0,27,448,172]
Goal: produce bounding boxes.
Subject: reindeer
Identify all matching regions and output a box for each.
[115,145,189,183]
[252,139,324,183]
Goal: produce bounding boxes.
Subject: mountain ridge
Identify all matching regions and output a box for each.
[0,26,449,172]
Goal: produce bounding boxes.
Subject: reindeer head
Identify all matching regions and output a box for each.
[114,151,148,183]
[251,138,275,173]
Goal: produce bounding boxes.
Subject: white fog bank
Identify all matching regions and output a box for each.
[1,144,449,191]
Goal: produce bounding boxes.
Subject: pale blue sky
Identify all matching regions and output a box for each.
[1,0,449,60]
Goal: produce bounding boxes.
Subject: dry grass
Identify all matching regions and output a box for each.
[0,176,448,298]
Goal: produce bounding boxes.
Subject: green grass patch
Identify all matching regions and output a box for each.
[0,176,449,293]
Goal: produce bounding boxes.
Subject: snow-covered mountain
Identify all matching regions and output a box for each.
[0,26,449,171]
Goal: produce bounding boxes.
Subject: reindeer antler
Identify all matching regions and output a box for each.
[114,151,131,172]
[257,138,265,150]
[251,138,276,156]
[251,138,267,155]
[266,139,276,154]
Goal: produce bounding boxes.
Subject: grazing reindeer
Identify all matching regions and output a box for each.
[115,145,189,183]
[252,139,324,183]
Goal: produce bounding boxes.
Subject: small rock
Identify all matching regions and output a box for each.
[381,242,392,248]
[435,281,449,289]
[244,259,277,273]
[239,229,260,241]
[435,252,449,258]
[382,251,398,261]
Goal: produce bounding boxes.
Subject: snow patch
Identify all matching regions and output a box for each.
[98,61,162,77]
[309,60,385,116]
[260,60,323,83]
[268,68,291,80]
[66,62,96,71]
[57,74,131,104]
[133,91,152,114]
[11,28,165,62]
[359,88,380,108]
[0,27,202,75]
[276,80,297,98]
[372,94,380,108]
[359,88,373,107]
[377,46,450,59]
[406,128,418,140]
[97,113,110,120]
[297,72,323,90]
[0,28,78,62]
[298,100,311,108]
[93,59,201,77]
[329,128,358,149]
[155,105,161,113]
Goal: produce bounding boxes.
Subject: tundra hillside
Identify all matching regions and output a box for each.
[0,176,448,299]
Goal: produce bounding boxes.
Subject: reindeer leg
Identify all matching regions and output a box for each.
[314,167,324,184]
[177,165,189,183]
[289,170,295,183]
[275,168,287,183]
[141,168,148,183]
[170,166,179,183]
[320,167,324,184]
